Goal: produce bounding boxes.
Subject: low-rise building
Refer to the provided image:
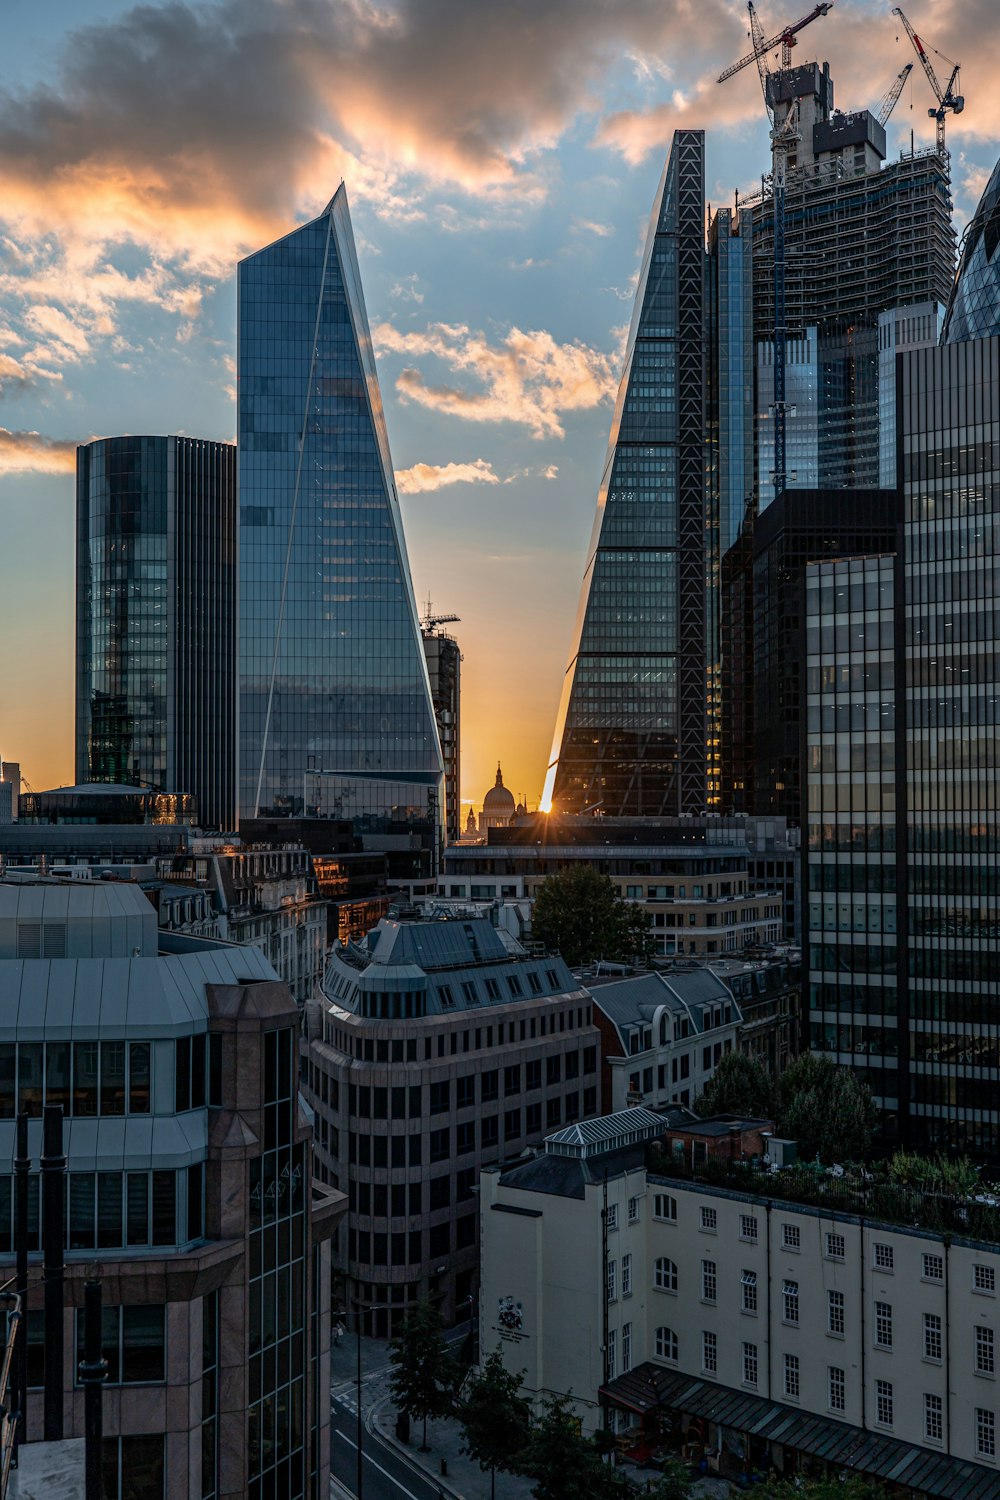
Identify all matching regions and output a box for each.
[481,1113,1000,1493]
[302,914,601,1334]
[0,877,344,1500]
[586,969,742,1112]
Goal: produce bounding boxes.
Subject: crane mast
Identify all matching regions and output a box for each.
[718,1,834,503]
[876,61,913,126]
[891,7,963,154]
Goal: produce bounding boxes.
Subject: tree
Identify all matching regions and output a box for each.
[524,1396,633,1500]
[647,1457,693,1500]
[458,1350,532,1500]
[531,865,656,968]
[777,1053,878,1164]
[693,1050,775,1119]
[388,1301,456,1451]
[768,1478,894,1500]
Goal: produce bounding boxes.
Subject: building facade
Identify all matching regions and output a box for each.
[237,187,443,873]
[481,1117,1000,1492]
[543,131,707,818]
[941,156,1000,344]
[302,915,600,1333]
[75,436,237,831]
[804,334,1000,1154]
[420,623,461,847]
[0,878,343,1500]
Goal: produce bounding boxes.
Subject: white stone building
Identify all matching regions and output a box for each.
[480,1111,1000,1494]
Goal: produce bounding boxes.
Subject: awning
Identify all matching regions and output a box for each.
[599,1364,999,1499]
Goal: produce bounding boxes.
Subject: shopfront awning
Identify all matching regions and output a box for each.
[599,1364,999,1499]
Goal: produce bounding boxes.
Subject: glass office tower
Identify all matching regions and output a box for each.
[238,188,443,860]
[543,130,707,817]
[806,335,1000,1155]
[76,435,236,830]
[942,158,1000,344]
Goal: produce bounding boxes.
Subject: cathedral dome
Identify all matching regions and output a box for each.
[482,763,515,816]
[942,157,1000,344]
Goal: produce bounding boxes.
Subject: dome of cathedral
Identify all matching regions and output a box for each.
[482,763,515,814]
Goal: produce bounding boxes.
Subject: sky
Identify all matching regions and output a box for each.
[1,0,998,813]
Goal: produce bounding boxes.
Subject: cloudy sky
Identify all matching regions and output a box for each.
[1,0,997,811]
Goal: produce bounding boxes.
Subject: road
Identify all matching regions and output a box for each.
[330,1392,450,1500]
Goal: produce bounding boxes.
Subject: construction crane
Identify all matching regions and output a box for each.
[876,61,913,126]
[420,597,460,634]
[718,1,834,502]
[891,7,963,155]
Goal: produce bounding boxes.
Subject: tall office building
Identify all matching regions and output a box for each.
[941,157,1000,343]
[238,188,444,869]
[805,331,1000,1154]
[750,64,955,500]
[76,436,237,830]
[420,620,461,846]
[543,131,707,817]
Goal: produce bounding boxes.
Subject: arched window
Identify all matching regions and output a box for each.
[654,1257,678,1293]
[659,1013,669,1046]
[655,1327,678,1362]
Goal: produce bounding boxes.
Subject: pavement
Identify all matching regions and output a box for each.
[329,1329,732,1500]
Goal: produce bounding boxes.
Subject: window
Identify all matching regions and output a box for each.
[828,1290,845,1336]
[742,1342,758,1386]
[606,1328,616,1380]
[783,1280,799,1324]
[783,1353,800,1399]
[606,1203,618,1231]
[740,1214,758,1243]
[525,1060,541,1091]
[873,1242,894,1271]
[653,1194,677,1223]
[622,1254,632,1298]
[456,1122,475,1154]
[622,1322,632,1374]
[655,1327,678,1362]
[924,1313,942,1362]
[826,1232,845,1260]
[702,1331,717,1374]
[76,1305,166,1385]
[429,1128,450,1163]
[829,1367,846,1412]
[700,1206,717,1232]
[457,1075,476,1109]
[923,1252,944,1282]
[781,1223,800,1251]
[975,1265,997,1295]
[628,1196,640,1224]
[546,1055,562,1087]
[702,1261,717,1303]
[977,1408,996,1459]
[654,1258,678,1293]
[101,1435,165,1500]
[503,1064,520,1096]
[430,1080,450,1114]
[875,1302,893,1349]
[925,1393,943,1443]
[741,1269,758,1314]
[977,1325,995,1375]
[607,1260,617,1303]
[875,1380,893,1428]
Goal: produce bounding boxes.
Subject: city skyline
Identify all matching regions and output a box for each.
[1,0,998,809]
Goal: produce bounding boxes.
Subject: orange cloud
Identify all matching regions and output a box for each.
[396,458,500,493]
[0,429,79,475]
[375,320,618,440]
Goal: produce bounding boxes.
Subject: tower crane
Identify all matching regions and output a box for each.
[876,61,913,127]
[420,597,460,633]
[891,7,963,155]
[718,1,834,502]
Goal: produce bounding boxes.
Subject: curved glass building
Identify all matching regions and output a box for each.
[942,158,1000,344]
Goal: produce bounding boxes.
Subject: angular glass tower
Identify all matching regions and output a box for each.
[238,188,443,858]
[942,157,1000,344]
[76,435,237,830]
[543,130,707,817]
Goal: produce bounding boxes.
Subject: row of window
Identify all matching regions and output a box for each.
[0,1035,223,1119]
[0,1167,199,1252]
[325,1007,592,1061]
[348,1213,476,1268]
[26,1304,166,1388]
[346,1089,598,1167]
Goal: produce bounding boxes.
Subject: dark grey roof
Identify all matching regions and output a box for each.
[546,1107,666,1156]
[499,1142,650,1200]
[587,968,740,1048]
[369,917,510,969]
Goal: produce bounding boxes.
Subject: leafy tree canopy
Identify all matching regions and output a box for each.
[694,1050,775,1120]
[388,1301,456,1449]
[458,1350,532,1499]
[777,1053,878,1164]
[531,865,655,968]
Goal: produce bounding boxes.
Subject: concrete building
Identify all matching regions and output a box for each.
[587,969,742,1113]
[481,1113,1000,1493]
[420,617,461,847]
[0,878,344,1500]
[302,913,600,1333]
[0,761,18,825]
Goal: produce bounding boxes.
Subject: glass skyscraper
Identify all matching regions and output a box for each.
[237,188,443,860]
[806,335,1000,1154]
[942,158,1000,344]
[543,130,707,817]
[76,435,237,830]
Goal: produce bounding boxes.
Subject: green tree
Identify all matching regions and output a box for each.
[388,1301,456,1451]
[693,1050,775,1119]
[768,1478,894,1500]
[647,1456,692,1500]
[458,1350,532,1500]
[531,865,655,968]
[524,1396,633,1500]
[777,1053,878,1164]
